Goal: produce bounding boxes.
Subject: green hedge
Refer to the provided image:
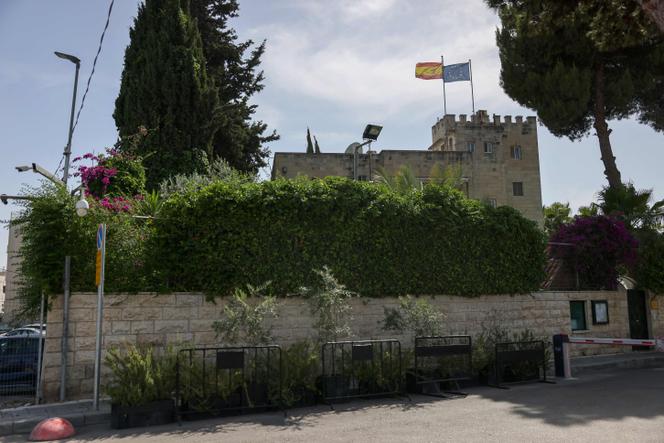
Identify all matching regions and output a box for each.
[154,178,547,297]
[15,178,547,314]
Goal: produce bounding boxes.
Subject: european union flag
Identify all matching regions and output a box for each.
[443,62,471,83]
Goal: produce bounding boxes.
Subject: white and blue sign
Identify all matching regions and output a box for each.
[97,224,105,250]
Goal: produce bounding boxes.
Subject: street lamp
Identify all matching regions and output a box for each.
[0,194,34,205]
[352,124,383,180]
[54,51,81,185]
[362,124,383,141]
[15,163,65,186]
[75,197,89,217]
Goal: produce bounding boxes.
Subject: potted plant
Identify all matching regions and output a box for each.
[211,283,281,412]
[105,344,177,429]
[298,267,356,401]
[382,295,446,394]
[280,340,319,408]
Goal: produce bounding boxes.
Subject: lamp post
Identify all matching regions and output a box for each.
[353,124,383,181]
[15,163,65,186]
[54,51,81,185]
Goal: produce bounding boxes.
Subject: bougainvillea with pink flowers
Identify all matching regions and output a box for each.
[551,215,639,289]
[74,148,146,212]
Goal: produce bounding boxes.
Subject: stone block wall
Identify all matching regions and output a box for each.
[41,289,664,402]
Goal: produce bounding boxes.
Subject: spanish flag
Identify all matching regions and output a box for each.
[415,62,443,80]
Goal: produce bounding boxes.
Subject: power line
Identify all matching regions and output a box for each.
[71,0,115,134]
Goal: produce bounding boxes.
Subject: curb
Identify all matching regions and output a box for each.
[0,412,110,437]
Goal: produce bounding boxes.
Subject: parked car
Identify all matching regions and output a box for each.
[0,336,43,394]
[23,323,46,332]
[1,328,43,338]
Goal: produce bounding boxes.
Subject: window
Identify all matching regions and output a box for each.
[592,300,609,325]
[570,301,587,331]
[512,182,524,196]
[488,198,497,208]
[358,175,368,181]
[484,142,494,154]
[467,142,475,153]
[511,145,522,160]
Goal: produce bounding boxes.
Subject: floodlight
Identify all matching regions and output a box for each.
[362,124,383,141]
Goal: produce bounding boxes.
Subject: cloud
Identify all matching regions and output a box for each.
[250,0,512,120]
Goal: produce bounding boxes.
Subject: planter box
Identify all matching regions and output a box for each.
[111,399,175,429]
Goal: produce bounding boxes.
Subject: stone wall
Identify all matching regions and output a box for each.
[42,288,664,402]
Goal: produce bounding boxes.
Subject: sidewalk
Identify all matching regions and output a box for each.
[0,399,110,437]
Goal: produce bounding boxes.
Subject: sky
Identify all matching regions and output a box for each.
[1,0,663,269]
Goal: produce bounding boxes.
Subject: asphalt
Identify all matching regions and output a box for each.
[2,366,663,443]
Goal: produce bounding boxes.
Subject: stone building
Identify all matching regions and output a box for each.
[0,269,5,316]
[3,216,24,325]
[271,110,543,224]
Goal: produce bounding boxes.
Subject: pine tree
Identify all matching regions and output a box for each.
[189,0,278,174]
[486,0,664,190]
[306,127,314,154]
[114,0,220,188]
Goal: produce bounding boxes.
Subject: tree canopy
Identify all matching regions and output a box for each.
[114,0,220,188]
[189,0,278,174]
[485,0,664,189]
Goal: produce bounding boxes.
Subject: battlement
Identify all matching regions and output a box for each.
[433,110,536,131]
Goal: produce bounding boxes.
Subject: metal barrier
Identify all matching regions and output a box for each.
[176,345,282,420]
[412,335,472,397]
[0,336,43,407]
[494,340,552,389]
[321,339,403,404]
[553,334,663,378]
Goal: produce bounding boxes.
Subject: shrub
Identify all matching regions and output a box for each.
[382,295,445,337]
[105,344,177,407]
[634,231,664,294]
[299,267,356,343]
[14,184,160,314]
[17,177,547,306]
[155,177,547,297]
[280,340,320,407]
[74,148,146,200]
[551,215,638,289]
[212,283,279,346]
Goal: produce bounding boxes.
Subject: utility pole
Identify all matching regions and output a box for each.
[54,51,81,185]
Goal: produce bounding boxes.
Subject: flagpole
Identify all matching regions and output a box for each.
[441,55,447,115]
[469,58,475,114]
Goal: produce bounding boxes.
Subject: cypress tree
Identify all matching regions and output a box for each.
[189,0,278,174]
[486,0,664,190]
[306,127,314,154]
[114,0,220,188]
[314,136,321,154]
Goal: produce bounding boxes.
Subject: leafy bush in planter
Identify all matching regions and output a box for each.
[280,340,320,407]
[472,325,551,383]
[105,344,177,407]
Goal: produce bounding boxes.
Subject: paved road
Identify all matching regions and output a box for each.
[7,367,664,442]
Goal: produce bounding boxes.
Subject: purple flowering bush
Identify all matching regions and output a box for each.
[74,148,146,212]
[551,215,638,289]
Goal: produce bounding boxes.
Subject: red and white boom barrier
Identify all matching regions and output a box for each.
[553,334,663,378]
[568,337,658,346]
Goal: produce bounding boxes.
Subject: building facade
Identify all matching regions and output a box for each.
[0,270,5,317]
[271,111,543,224]
[3,216,24,325]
